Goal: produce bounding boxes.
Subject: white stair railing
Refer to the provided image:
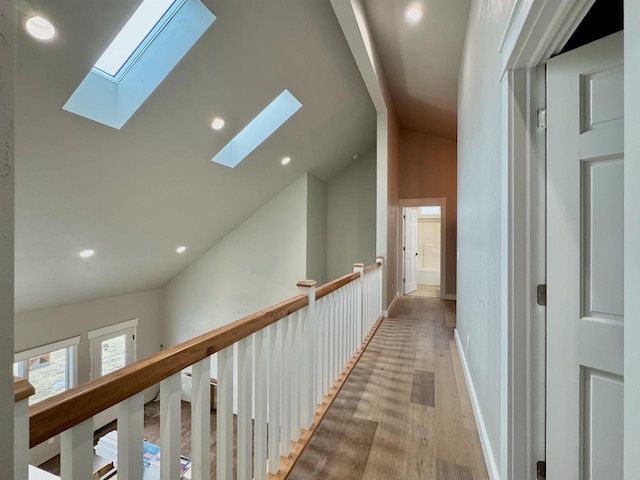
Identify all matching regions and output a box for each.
[18,258,384,480]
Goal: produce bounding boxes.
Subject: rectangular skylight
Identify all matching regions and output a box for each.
[94,0,178,77]
[211,90,302,168]
[420,206,441,216]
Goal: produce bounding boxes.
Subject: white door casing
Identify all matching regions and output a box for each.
[403,207,418,294]
[547,32,624,479]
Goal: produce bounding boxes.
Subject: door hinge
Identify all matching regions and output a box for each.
[403,214,406,219]
[537,107,547,129]
[403,278,405,283]
[403,246,405,251]
[537,284,547,306]
[537,460,546,480]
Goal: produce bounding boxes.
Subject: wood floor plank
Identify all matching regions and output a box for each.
[289,296,489,480]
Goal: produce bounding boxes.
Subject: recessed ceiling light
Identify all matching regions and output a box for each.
[405,3,423,24]
[25,16,56,41]
[211,117,225,130]
[281,156,291,165]
[176,246,187,253]
[79,249,95,258]
[353,154,360,160]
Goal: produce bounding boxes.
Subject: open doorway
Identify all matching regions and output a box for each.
[404,206,442,298]
[400,198,447,300]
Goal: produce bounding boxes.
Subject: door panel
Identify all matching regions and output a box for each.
[403,208,418,294]
[547,32,624,479]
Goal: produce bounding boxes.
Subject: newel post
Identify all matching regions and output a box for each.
[353,263,364,345]
[14,377,35,480]
[297,279,316,428]
[376,256,384,317]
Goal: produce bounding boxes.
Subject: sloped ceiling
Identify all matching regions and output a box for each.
[15,0,376,312]
[363,0,470,139]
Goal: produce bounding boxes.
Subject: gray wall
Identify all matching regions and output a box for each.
[0,0,15,472]
[457,0,513,473]
[306,174,328,284]
[327,149,376,280]
[163,174,309,361]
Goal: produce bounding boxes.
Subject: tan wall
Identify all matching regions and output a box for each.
[399,129,457,296]
[386,109,401,308]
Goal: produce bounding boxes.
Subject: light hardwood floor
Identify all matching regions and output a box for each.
[289,296,489,480]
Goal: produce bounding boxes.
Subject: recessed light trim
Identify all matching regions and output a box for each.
[281,156,291,165]
[176,246,187,253]
[405,3,423,24]
[211,117,225,130]
[25,16,56,41]
[79,249,95,258]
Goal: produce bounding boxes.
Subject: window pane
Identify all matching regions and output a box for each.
[102,334,126,376]
[29,348,67,405]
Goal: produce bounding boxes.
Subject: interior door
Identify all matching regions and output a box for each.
[403,207,418,294]
[547,32,624,479]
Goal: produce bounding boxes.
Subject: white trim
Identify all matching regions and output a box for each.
[382,290,399,318]
[14,336,81,363]
[87,318,139,340]
[455,329,500,480]
[500,0,595,75]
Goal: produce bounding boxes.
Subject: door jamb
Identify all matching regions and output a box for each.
[500,1,595,479]
[399,197,449,299]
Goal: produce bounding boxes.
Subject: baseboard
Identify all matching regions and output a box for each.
[441,294,457,301]
[383,291,399,317]
[454,329,501,480]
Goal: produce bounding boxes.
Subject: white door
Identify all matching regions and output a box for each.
[403,207,418,294]
[547,32,624,479]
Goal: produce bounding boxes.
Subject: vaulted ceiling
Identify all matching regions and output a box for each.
[363,0,470,140]
[15,0,376,312]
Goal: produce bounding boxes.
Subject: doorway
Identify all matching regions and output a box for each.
[400,198,447,300]
[404,206,442,298]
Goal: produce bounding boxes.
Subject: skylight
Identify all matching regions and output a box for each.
[63,0,215,129]
[211,90,302,168]
[420,206,441,216]
[94,0,177,77]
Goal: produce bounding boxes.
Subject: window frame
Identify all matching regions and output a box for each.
[88,318,138,379]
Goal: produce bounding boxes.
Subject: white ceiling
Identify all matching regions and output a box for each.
[15,0,376,312]
[363,0,470,139]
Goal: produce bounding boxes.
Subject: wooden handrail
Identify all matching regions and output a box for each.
[29,294,308,448]
[14,376,35,403]
[363,261,382,275]
[316,272,360,300]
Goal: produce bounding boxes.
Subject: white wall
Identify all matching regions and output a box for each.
[164,173,309,357]
[0,0,15,472]
[457,0,513,474]
[625,1,640,476]
[306,174,328,284]
[327,149,377,280]
[15,288,164,464]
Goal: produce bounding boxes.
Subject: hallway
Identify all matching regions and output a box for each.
[289,296,488,480]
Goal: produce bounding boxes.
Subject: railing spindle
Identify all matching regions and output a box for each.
[191,358,211,480]
[238,337,253,480]
[60,419,93,480]
[280,314,292,457]
[117,393,144,480]
[216,346,234,480]
[254,329,268,480]
[160,373,181,480]
[14,378,34,480]
[267,322,282,474]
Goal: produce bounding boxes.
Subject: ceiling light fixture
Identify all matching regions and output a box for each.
[211,117,225,130]
[405,3,423,24]
[281,156,291,165]
[79,249,95,258]
[353,154,360,160]
[25,16,56,41]
[176,246,187,253]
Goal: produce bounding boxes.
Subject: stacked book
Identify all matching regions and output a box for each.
[94,431,118,465]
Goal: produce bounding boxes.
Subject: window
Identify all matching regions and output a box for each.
[63,0,215,129]
[14,337,80,405]
[88,319,138,379]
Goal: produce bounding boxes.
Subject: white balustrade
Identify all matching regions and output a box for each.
[18,260,384,480]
